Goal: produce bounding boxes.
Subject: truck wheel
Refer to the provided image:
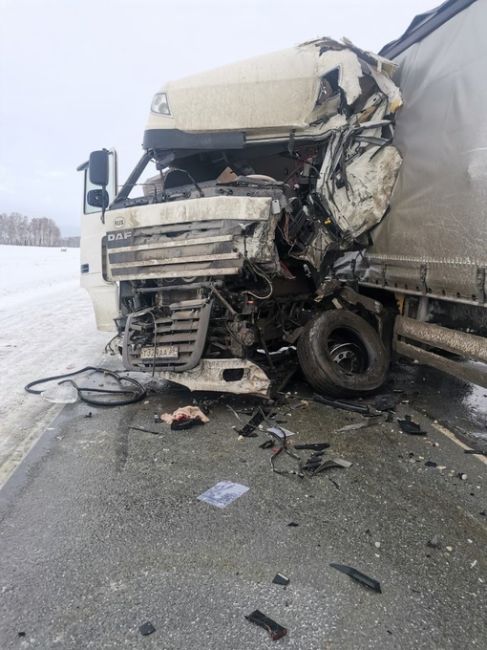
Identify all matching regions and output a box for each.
[297,310,389,396]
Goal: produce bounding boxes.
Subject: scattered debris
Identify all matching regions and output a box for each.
[287,522,299,527]
[139,621,156,636]
[446,546,453,552]
[330,563,382,593]
[245,609,288,641]
[328,477,340,490]
[226,404,241,421]
[425,461,438,468]
[160,406,209,428]
[302,456,323,472]
[314,394,370,415]
[171,417,204,430]
[374,542,381,549]
[427,535,441,549]
[471,560,478,569]
[272,573,290,586]
[398,415,427,436]
[267,425,296,439]
[310,458,352,475]
[270,432,303,477]
[336,420,374,432]
[294,443,329,451]
[129,425,161,435]
[236,408,267,438]
[197,481,249,508]
[288,398,309,410]
[84,412,92,419]
[458,473,468,481]
[259,439,274,449]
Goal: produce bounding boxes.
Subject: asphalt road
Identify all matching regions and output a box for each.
[0,370,486,649]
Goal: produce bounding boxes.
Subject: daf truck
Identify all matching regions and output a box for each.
[79,0,487,396]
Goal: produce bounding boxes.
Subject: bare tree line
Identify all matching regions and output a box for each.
[0,212,79,247]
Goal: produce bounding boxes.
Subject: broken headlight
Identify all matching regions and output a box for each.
[151,92,171,115]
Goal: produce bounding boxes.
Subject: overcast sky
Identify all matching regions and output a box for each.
[0,0,436,235]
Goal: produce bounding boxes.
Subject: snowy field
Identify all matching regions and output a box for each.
[0,246,109,485]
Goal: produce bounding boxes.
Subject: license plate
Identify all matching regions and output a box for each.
[140,345,179,360]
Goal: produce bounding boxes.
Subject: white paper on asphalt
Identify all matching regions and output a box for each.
[197,481,249,508]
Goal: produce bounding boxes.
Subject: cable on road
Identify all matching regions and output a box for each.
[24,366,147,407]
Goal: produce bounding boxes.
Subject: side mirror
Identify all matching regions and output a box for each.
[87,188,109,208]
[89,150,109,186]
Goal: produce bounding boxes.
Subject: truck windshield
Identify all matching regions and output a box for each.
[112,153,206,209]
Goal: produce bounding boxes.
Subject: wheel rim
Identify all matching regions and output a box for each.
[328,329,369,374]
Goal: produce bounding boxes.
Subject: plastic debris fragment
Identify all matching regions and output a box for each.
[311,458,352,475]
[245,609,288,640]
[427,535,441,549]
[330,563,382,593]
[398,415,426,435]
[272,573,290,586]
[314,394,370,414]
[236,408,266,438]
[268,426,296,439]
[139,621,156,636]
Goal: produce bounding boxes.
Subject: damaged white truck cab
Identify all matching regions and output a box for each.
[79,38,403,397]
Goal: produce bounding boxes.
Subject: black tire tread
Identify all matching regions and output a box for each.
[297,320,344,396]
[297,309,389,397]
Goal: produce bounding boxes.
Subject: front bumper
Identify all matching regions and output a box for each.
[155,358,271,398]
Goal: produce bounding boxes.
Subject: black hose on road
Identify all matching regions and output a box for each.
[24,366,147,407]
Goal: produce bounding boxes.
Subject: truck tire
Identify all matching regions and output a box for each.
[297,310,389,396]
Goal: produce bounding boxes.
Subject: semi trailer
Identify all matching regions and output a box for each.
[337,0,487,389]
[79,0,487,396]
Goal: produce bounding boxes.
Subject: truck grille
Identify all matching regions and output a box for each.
[122,298,212,372]
[106,221,245,281]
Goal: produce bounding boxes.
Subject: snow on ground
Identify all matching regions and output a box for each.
[0,245,109,484]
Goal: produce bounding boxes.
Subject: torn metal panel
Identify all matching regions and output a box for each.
[315,48,364,106]
[317,142,402,239]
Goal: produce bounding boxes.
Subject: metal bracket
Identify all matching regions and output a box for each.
[339,286,384,316]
